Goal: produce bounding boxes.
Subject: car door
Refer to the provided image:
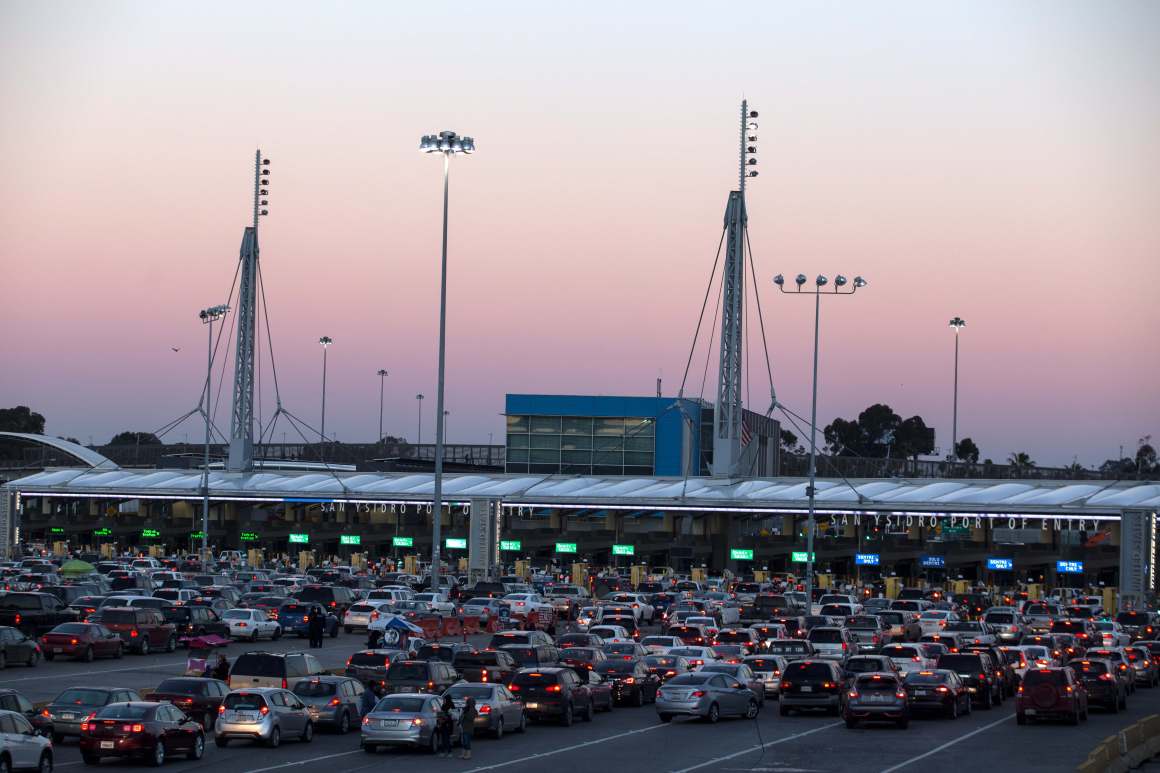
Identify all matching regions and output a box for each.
[155,705,185,751]
[279,691,306,733]
[499,686,520,724]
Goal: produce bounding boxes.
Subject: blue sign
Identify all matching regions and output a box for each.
[855,553,880,566]
[1056,560,1084,574]
[986,558,1014,571]
[921,555,945,568]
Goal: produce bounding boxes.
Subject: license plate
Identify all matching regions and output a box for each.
[526,702,539,709]
[1025,709,1036,716]
[378,719,397,727]
[54,647,63,653]
[61,713,75,720]
[914,689,929,696]
[866,695,891,703]
[100,741,114,749]
[801,686,813,693]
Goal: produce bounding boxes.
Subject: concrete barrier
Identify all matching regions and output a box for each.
[1078,717,1160,772]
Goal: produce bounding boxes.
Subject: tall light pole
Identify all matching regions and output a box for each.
[773,273,867,610]
[199,304,229,563]
[416,394,425,444]
[318,337,333,442]
[377,369,389,444]
[443,410,450,444]
[420,129,475,594]
[948,317,965,457]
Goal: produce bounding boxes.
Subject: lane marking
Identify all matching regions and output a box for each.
[878,713,1013,773]
[668,722,843,773]
[3,659,190,683]
[244,749,365,772]
[465,723,670,772]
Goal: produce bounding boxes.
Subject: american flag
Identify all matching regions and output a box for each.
[740,419,752,448]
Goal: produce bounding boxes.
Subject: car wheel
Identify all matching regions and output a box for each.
[428,732,438,754]
[658,713,672,723]
[845,716,858,729]
[82,646,94,663]
[273,627,282,641]
[301,721,313,743]
[81,754,99,766]
[363,743,377,754]
[214,737,228,748]
[1016,712,1026,725]
[329,624,338,638]
[38,751,52,773]
[250,630,259,642]
[706,703,720,724]
[148,740,166,767]
[187,734,204,761]
[165,636,176,653]
[267,726,281,748]
[337,711,350,734]
[584,700,594,722]
[746,699,759,719]
[561,704,573,727]
[113,645,123,660]
[981,690,992,710]
[139,639,150,656]
[494,718,504,739]
[518,711,527,733]
[0,756,11,773]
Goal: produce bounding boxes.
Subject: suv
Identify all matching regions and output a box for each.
[1051,618,1097,647]
[278,603,339,639]
[509,667,595,725]
[344,649,408,685]
[779,660,845,716]
[228,651,326,690]
[384,660,460,695]
[290,585,356,617]
[1016,667,1088,725]
[162,605,230,640]
[1071,659,1128,713]
[452,649,518,684]
[937,652,1003,708]
[93,607,177,654]
[806,627,854,662]
[488,630,553,649]
[0,709,54,771]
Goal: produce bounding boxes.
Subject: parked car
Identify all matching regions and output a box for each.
[0,625,41,668]
[290,676,365,734]
[1016,667,1088,725]
[79,701,205,765]
[214,687,314,747]
[655,671,760,723]
[44,687,142,742]
[0,709,55,771]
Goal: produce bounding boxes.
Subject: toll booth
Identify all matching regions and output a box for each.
[403,555,418,575]
[298,551,314,570]
[817,574,833,590]
[148,545,163,558]
[630,565,648,589]
[692,567,707,583]
[754,570,768,583]
[951,579,971,595]
[247,549,263,567]
[1026,583,1042,600]
[514,560,530,579]
[52,541,67,556]
[1104,587,1118,615]
[458,558,468,573]
[885,577,903,599]
[351,553,367,571]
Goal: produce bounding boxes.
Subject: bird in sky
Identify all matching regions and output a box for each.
[171,347,181,352]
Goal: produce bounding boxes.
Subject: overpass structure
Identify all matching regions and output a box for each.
[4,465,1158,599]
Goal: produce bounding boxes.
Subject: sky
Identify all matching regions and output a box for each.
[1,0,1157,468]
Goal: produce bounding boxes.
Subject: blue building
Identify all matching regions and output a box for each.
[504,394,779,477]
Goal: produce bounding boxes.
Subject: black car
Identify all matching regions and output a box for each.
[414,643,473,663]
[290,585,356,617]
[344,649,407,685]
[643,655,691,682]
[842,655,898,687]
[779,660,845,716]
[509,667,597,725]
[498,643,560,669]
[902,669,972,718]
[1071,658,1128,712]
[594,659,660,706]
[964,644,1018,697]
[161,605,230,640]
[0,625,41,667]
[936,652,1003,708]
[844,673,909,729]
[452,649,518,684]
[384,660,460,695]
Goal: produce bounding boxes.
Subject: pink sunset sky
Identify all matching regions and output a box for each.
[1,1,1157,467]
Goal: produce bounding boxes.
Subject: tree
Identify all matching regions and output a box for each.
[857,404,901,458]
[823,417,862,456]
[954,437,980,464]
[894,415,935,460]
[58,436,82,445]
[779,429,805,456]
[0,406,46,434]
[1136,440,1157,476]
[1008,451,1035,477]
[109,431,162,446]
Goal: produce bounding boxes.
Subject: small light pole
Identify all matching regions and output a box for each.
[948,317,966,457]
[416,394,425,444]
[773,272,867,612]
[198,304,229,564]
[318,337,333,443]
[419,129,475,595]
[377,369,389,444]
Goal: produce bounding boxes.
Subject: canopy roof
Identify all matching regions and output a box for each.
[7,468,1159,515]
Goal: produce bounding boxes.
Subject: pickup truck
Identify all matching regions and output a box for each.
[0,592,79,636]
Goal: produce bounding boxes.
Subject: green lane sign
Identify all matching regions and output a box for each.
[190,531,205,540]
[340,535,361,546]
[500,540,522,551]
[50,527,65,535]
[142,529,161,539]
[790,551,816,563]
[392,536,414,547]
[445,538,468,549]
[240,531,259,542]
[94,528,112,537]
[555,542,578,554]
[289,533,310,544]
[730,548,754,561]
[611,544,635,556]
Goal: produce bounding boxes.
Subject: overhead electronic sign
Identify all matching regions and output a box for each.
[1056,560,1084,574]
[445,538,468,550]
[340,535,361,546]
[392,536,414,547]
[986,557,1014,571]
[93,528,112,537]
[555,542,578,554]
[141,529,161,539]
[790,551,816,563]
[499,540,522,551]
[855,553,880,566]
[289,533,310,544]
[240,531,259,542]
[612,544,635,556]
[921,555,946,568]
[730,548,755,561]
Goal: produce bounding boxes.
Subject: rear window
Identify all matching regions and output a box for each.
[785,662,833,679]
[767,641,810,654]
[984,613,1015,624]
[292,681,337,697]
[373,696,429,713]
[807,629,842,643]
[605,643,637,655]
[223,610,252,620]
[1023,669,1066,687]
[855,675,899,690]
[877,612,905,625]
[646,656,677,667]
[454,652,500,667]
[51,623,91,634]
[1074,661,1109,675]
[667,673,711,686]
[511,672,559,686]
[55,689,111,706]
[846,659,888,673]
[224,693,267,710]
[595,661,637,675]
[848,617,879,629]
[882,646,921,659]
[717,631,752,643]
[744,658,780,671]
[294,588,335,603]
[904,672,947,685]
[1117,612,1150,625]
[94,705,151,719]
[387,663,430,680]
[231,654,285,678]
[155,679,207,695]
[0,595,45,610]
[501,647,539,665]
[99,610,136,624]
[1051,621,1085,632]
[446,685,493,700]
[349,652,393,667]
[937,655,983,672]
[417,646,458,663]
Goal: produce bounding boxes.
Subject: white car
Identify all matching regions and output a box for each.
[588,625,632,643]
[918,610,959,635]
[880,643,937,673]
[503,593,552,618]
[667,646,720,668]
[0,709,54,771]
[640,635,683,654]
[343,600,396,632]
[1095,621,1132,647]
[413,592,456,615]
[366,587,415,604]
[575,606,600,631]
[685,616,721,640]
[222,608,282,641]
[153,588,199,605]
[605,593,656,623]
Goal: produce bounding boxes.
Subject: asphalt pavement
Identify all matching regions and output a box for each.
[17,629,1159,772]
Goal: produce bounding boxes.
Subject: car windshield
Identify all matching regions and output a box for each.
[1023,669,1066,687]
[292,681,337,697]
[94,705,151,719]
[388,663,430,680]
[55,689,110,706]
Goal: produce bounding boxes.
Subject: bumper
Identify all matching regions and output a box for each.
[907,697,954,712]
[49,718,85,737]
[306,707,343,725]
[215,718,275,740]
[361,726,428,747]
[846,703,907,720]
[522,699,568,718]
[780,694,841,710]
[1020,706,1078,720]
[1085,687,1117,705]
[655,698,708,717]
[44,645,86,658]
[79,736,156,757]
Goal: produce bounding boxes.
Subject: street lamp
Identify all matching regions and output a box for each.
[318,337,333,443]
[948,317,966,457]
[377,369,389,444]
[419,128,475,595]
[416,394,425,444]
[772,272,867,611]
[443,410,450,445]
[198,304,229,563]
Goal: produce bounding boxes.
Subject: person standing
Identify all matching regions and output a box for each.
[307,604,325,648]
[458,696,477,760]
[436,695,454,758]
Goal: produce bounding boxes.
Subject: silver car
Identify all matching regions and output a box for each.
[444,683,526,738]
[214,688,313,748]
[360,694,448,754]
[656,672,760,723]
[0,709,54,772]
[290,676,365,734]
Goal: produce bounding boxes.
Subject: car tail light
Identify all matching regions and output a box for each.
[218,705,226,714]
[895,690,906,700]
[282,678,288,689]
[81,721,91,731]
[935,686,949,693]
[362,715,371,725]
[329,698,341,706]
[130,629,139,638]
[481,672,489,682]
[625,677,636,684]
[41,709,50,718]
[1017,685,1024,695]
[479,704,491,714]
[71,638,78,645]
[546,684,562,692]
[1099,673,1114,682]
[979,673,987,680]
[847,690,858,699]
[509,685,519,692]
[410,718,423,726]
[691,690,706,698]
[237,622,247,628]
[912,656,920,662]
[259,705,269,716]
[303,615,309,622]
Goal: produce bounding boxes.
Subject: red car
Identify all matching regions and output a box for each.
[143,678,229,730]
[40,623,124,661]
[1016,667,1089,725]
[92,607,177,655]
[80,701,205,766]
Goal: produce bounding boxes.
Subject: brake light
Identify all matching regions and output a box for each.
[1099,673,1114,682]
[478,704,491,714]
[509,685,519,692]
[979,673,987,680]
[71,638,78,645]
[546,684,562,692]
[912,656,920,662]
[282,678,288,689]
[218,705,225,714]
[895,690,906,699]
[848,690,859,699]
[303,615,309,622]
[81,721,91,731]
[935,686,949,693]
[362,715,370,725]
[329,697,341,706]
[41,709,50,718]
[130,629,139,638]
[259,705,269,715]
[690,690,705,698]
[481,671,488,682]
